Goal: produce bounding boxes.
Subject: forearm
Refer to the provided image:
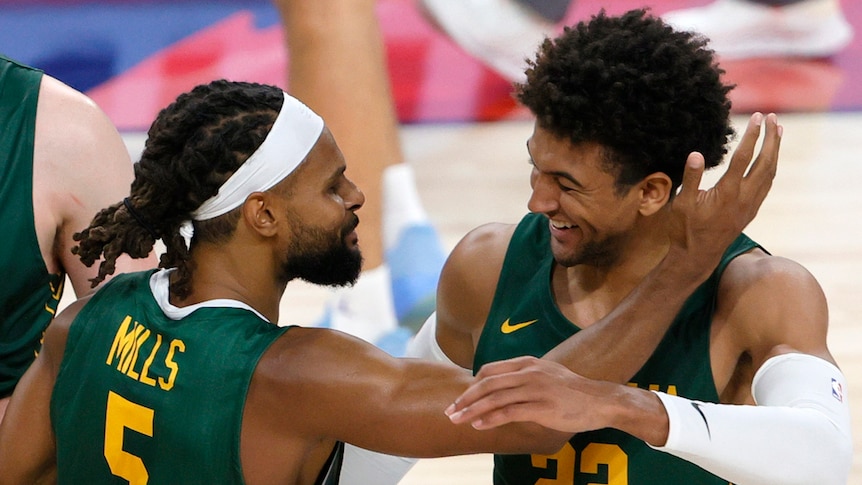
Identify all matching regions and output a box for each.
[648,354,852,485]
[544,248,709,382]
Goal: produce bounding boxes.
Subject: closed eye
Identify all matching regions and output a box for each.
[557,179,578,192]
[527,143,584,193]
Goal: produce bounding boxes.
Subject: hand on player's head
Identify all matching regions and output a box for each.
[668,112,781,272]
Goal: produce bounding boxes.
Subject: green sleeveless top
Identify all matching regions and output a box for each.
[474,213,763,485]
[0,55,64,398]
[51,269,343,485]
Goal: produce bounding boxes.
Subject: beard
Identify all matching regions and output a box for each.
[552,229,628,269]
[280,214,363,287]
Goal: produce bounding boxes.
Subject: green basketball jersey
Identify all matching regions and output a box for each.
[0,55,64,398]
[51,269,343,484]
[474,213,763,485]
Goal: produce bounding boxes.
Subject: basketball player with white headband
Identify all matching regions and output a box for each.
[0,78,784,484]
[177,88,325,251]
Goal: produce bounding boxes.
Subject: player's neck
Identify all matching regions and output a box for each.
[553,228,669,326]
[171,243,285,324]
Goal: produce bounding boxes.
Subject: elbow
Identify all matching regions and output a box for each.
[805,433,853,485]
[777,429,852,485]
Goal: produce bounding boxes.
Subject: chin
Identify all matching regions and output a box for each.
[550,244,579,267]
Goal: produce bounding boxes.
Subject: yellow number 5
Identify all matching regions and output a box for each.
[104,391,154,485]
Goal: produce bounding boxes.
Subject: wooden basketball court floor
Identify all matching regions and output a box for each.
[107,111,862,483]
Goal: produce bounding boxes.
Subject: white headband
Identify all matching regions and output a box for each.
[179,92,324,247]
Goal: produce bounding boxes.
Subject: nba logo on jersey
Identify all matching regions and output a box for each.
[832,378,844,403]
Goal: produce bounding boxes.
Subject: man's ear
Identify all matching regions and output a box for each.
[638,172,672,216]
[242,192,279,237]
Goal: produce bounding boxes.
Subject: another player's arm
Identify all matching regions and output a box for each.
[0,297,86,484]
[34,75,157,297]
[248,327,573,459]
[642,253,852,485]
[452,253,851,485]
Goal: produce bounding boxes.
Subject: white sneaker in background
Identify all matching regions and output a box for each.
[314,265,399,348]
[418,0,557,82]
[662,0,854,59]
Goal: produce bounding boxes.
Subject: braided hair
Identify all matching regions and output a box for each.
[73,80,285,299]
[516,8,734,195]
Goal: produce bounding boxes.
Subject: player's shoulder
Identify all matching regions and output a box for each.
[34,73,133,217]
[437,221,517,297]
[721,249,820,293]
[36,74,123,151]
[39,74,102,113]
[717,249,827,338]
[448,222,516,268]
[715,249,832,369]
[435,222,518,337]
[256,326,376,383]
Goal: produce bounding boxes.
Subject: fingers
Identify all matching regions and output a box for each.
[445,357,539,419]
[446,359,602,433]
[675,151,705,206]
[724,112,764,183]
[445,370,530,428]
[714,112,781,227]
[446,357,558,427]
[723,112,781,225]
[661,113,782,276]
[742,113,781,209]
[474,356,538,379]
[454,399,544,430]
[445,358,608,434]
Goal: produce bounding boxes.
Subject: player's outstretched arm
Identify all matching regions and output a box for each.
[449,348,851,485]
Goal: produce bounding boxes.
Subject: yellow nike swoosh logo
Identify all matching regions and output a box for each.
[501,318,538,334]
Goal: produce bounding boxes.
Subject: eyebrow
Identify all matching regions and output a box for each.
[526,139,585,189]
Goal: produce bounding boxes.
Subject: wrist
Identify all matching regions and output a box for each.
[657,245,714,290]
[604,385,669,447]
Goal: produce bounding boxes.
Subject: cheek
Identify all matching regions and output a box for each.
[604,198,642,229]
[564,197,635,233]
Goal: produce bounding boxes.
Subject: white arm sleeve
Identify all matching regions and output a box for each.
[339,444,418,485]
[649,353,852,485]
[405,311,471,370]
[339,312,469,485]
